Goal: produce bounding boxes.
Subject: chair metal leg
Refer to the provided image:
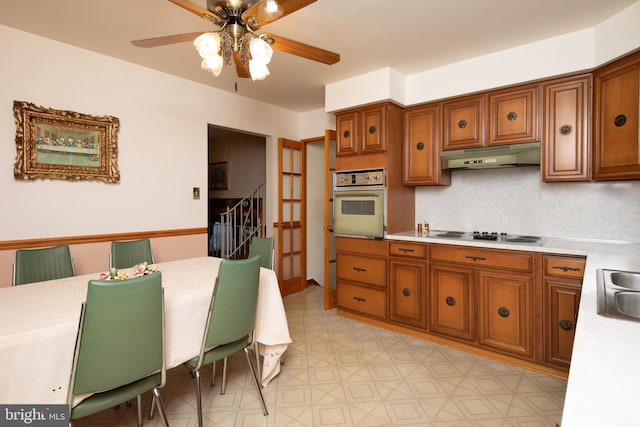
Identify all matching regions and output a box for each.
[243,348,268,416]
[211,361,216,387]
[148,395,155,420]
[152,387,170,427]
[194,369,204,427]
[136,395,142,427]
[221,358,228,395]
[254,340,262,385]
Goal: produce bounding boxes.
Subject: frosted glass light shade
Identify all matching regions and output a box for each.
[201,56,223,76]
[249,37,273,64]
[249,60,270,81]
[194,32,221,58]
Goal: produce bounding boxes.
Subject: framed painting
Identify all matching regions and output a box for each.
[209,161,228,190]
[13,101,120,183]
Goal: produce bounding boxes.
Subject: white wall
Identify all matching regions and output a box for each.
[0,25,320,241]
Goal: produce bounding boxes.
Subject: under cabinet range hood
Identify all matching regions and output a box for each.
[441,141,541,170]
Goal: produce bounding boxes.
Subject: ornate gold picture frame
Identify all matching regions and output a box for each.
[13,101,120,183]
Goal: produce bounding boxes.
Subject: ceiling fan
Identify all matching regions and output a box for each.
[131,0,340,80]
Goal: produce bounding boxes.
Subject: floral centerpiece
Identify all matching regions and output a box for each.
[99,262,159,280]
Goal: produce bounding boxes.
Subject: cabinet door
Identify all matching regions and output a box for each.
[542,75,591,182]
[429,263,475,341]
[403,104,450,186]
[443,95,485,150]
[488,85,539,146]
[361,105,386,154]
[389,259,428,329]
[336,110,359,156]
[593,52,640,180]
[477,270,534,360]
[544,279,581,370]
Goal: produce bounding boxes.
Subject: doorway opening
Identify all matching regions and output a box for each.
[207,125,266,258]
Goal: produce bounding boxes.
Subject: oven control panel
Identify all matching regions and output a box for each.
[334,168,385,187]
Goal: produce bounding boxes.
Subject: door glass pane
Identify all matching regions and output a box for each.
[282,173,291,198]
[282,255,290,280]
[282,148,291,173]
[292,253,300,277]
[282,201,291,222]
[292,227,301,252]
[292,149,301,173]
[293,175,301,199]
[282,228,291,252]
[293,201,301,222]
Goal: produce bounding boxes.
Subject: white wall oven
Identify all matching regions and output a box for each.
[333,168,385,239]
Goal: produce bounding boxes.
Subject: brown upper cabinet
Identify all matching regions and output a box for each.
[336,103,400,157]
[593,50,640,181]
[542,75,592,182]
[441,85,539,150]
[403,104,451,186]
[442,94,486,150]
[487,84,540,146]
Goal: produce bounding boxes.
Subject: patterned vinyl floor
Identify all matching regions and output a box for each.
[74,285,567,427]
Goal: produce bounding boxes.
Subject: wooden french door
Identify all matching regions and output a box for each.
[276,138,306,296]
[323,130,337,309]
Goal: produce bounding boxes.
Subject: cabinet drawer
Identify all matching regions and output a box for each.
[336,237,388,256]
[338,281,386,319]
[430,244,533,272]
[336,253,387,288]
[389,241,427,258]
[544,255,586,280]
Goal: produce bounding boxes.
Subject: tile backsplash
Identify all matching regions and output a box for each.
[415,167,640,242]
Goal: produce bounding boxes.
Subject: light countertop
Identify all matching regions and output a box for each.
[386,231,640,426]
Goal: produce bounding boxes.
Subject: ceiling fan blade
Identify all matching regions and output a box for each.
[131,32,205,48]
[168,0,223,24]
[233,52,251,78]
[242,0,316,29]
[267,34,340,65]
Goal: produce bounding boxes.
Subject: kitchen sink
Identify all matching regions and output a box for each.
[597,269,640,321]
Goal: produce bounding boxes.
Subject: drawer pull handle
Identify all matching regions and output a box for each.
[465,255,486,262]
[353,296,367,303]
[416,142,425,150]
[498,306,510,318]
[343,130,350,138]
[559,124,572,135]
[552,265,581,272]
[399,248,415,253]
[353,267,367,273]
[369,125,377,134]
[445,296,456,306]
[402,288,411,297]
[559,319,574,331]
[458,119,468,129]
[506,111,518,121]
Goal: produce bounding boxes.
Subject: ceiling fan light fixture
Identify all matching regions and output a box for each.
[249,37,273,64]
[249,59,270,81]
[201,55,224,76]
[193,32,221,58]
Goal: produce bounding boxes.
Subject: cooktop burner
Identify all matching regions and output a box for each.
[430,230,547,246]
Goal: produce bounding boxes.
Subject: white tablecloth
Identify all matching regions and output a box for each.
[0,257,291,404]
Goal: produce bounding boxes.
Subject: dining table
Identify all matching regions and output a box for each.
[0,256,292,404]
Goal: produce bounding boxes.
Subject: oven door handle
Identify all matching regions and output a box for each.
[334,192,381,198]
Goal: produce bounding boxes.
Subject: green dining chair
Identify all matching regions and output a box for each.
[13,244,75,286]
[67,272,169,427]
[110,238,154,269]
[213,236,274,390]
[184,256,267,427]
[249,236,274,270]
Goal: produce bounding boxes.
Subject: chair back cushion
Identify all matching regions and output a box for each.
[248,237,274,270]
[72,272,163,395]
[14,245,74,285]
[205,256,261,348]
[110,238,154,269]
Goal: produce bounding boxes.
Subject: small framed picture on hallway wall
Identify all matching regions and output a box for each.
[209,161,228,190]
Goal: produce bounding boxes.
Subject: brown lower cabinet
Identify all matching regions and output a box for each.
[336,238,585,375]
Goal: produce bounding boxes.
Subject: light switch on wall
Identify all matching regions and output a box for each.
[193,187,200,200]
